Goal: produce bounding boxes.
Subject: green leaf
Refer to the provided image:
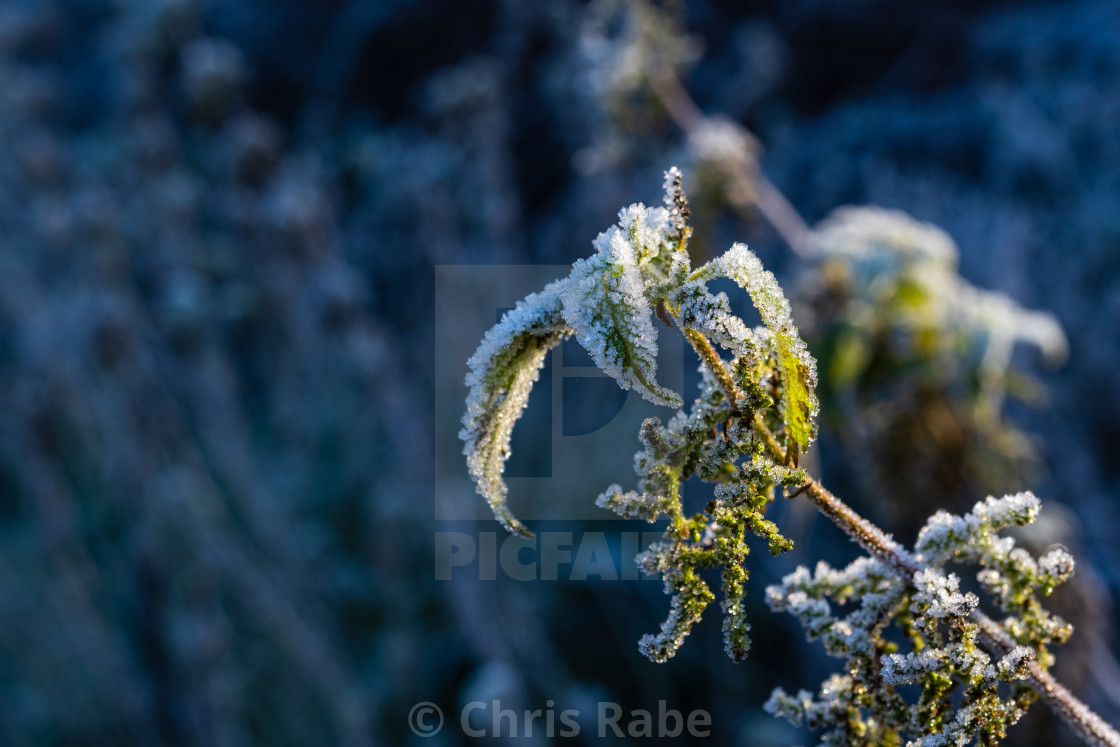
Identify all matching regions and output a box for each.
[701,243,819,448]
[460,279,572,538]
[561,224,682,408]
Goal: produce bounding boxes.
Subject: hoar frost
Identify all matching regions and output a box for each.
[461,171,693,535]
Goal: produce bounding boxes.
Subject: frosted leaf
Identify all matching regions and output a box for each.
[995,646,1034,681]
[1013,307,1068,365]
[915,492,1041,563]
[764,685,848,731]
[970,491,1041,527]
[687,117,760,209]
[962,287,1069,368]
[698,243,819,447]
[636,541,714,663]
[597,197,684,294]
[562,222,682,407]
[460,279,573,537]
[814,206,959,269]
[669,276,763,360]
[766,556,904,659]
[812,205,1068,382]
[689,116,756,167]
[881,648,948,686]
[615,202,674,268]
[906,703,992,747]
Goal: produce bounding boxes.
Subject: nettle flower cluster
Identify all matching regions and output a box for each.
[765,492,1075,746]
[461,171,1117,746]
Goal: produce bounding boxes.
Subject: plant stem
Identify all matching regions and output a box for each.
[682,327,739,404]
[653,72,815,259]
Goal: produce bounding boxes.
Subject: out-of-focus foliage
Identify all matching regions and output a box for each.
[577,0,699,171]
[0,2,426,744]
[796,207,1067,526]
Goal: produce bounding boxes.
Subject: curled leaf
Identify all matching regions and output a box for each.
[460,280,572,537]
[669,276,763,361]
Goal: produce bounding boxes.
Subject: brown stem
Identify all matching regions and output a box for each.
[652,73,704,135]
[803,481,920,581]
[682,327,739,404]
[752,175,815,259]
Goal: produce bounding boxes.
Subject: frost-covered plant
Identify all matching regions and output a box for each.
[578,0,699,170]
[462,171,1120,746]
[764,492,1081,746]
[798,207,1068,520]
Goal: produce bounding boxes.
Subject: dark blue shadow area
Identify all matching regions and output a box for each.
[561,376,628,437]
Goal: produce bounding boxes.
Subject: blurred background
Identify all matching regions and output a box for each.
[1,0,1118,744]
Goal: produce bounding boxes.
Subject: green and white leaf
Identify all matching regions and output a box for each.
[460,279,572,538]
[701,243,819,447]
[561,221,682,408]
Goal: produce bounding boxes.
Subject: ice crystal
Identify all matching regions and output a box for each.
[911,569,978,620]
[595,483,674,522]
[881,648,949,686]
[1038,546,1076,586]
[669,276,763,360]
[916,492,1042,564]
[766,556,904,659]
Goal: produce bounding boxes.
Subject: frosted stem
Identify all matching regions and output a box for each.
[682,327,738,404]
